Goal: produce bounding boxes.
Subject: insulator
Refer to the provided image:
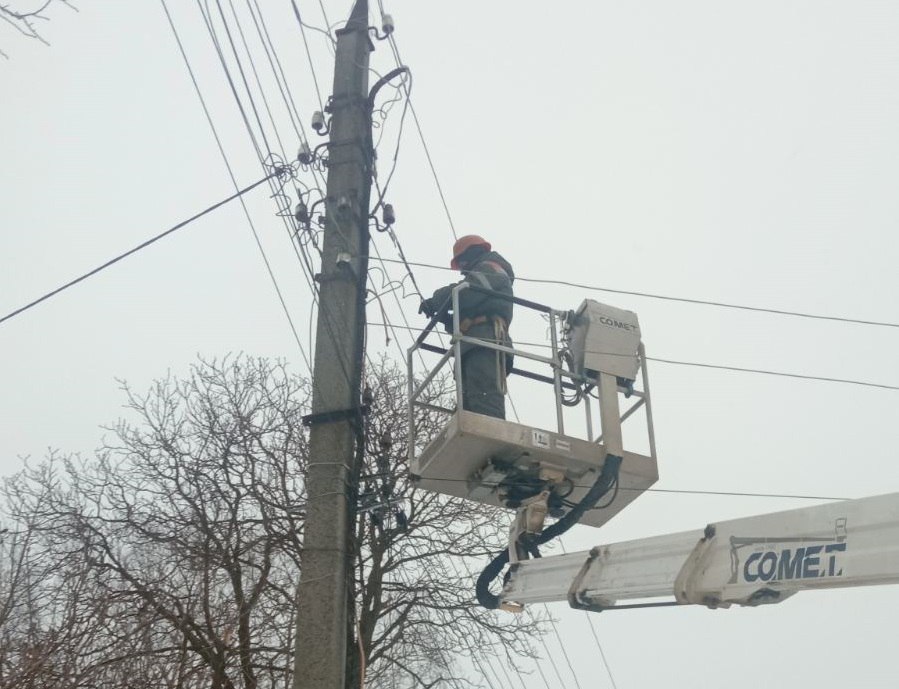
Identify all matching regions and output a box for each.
[297,142,312,164]
[311,110,326,132]
[294,202,309,224]
[381,14,395,34]
[382,203,396,226]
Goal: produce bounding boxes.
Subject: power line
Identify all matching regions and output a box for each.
[0,173,277,328]
[195,0,347,387]
[246,0,308,142]
[409,477,847,502]
[441,529,565,689]
[646,356,899,392]
[557,541,618,689]
[290,0,326,112]
[516,276,899,330]
[212,0,275,156]
[373,19,458,240]
[546,614,584,689]
[372,257,899,330]
[288,0,336,49]
[202,0,396,402]
[366,322,899,392]
[223,0,290,157]
[619,486,847,501]
[160,0,312,372]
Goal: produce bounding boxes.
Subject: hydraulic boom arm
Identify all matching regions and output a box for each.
[500,492,899,611]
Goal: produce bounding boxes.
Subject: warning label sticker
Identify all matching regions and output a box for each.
[531,430,550,448]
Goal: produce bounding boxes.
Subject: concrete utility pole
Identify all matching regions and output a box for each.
[293,2,372,689]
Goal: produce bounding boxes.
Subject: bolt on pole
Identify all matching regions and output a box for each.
[292,2,373,689]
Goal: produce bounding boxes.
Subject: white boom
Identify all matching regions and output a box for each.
[500,492,899,611]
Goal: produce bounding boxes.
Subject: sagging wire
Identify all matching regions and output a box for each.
[371,68,409,152]
[369,67,412,218]
[368,286,394,347]
[367,266,415,305]
[266,153,299,219]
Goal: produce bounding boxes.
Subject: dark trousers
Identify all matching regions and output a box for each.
[461,346,510,419]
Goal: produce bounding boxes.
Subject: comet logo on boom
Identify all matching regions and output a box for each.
[726,518,848,584]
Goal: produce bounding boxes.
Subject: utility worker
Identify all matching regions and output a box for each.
[419,235,514,419]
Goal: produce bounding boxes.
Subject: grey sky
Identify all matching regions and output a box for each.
[2,1,899,687]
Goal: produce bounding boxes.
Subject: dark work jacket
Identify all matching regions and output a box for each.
[427,252,515,357]
[427,251,515,325]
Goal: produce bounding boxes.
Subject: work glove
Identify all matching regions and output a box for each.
[418,299,436,318]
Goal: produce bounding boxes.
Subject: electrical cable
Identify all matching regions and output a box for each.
[209,2,328,224]
[185,0,371,418]
[197,2,261,160]
[546,614,584,689]
[531,650,555,689]
[372,257,899,330]
[589,622,619,689]
[222,19,328,366]
[385,552,489,689]
[290,0,326,112]
[516,275,899,330]
[218,0,319,248]
[227,3,403,465]
[476,457,621,610]
[245,0,334,228]
[557,541,618,689]
[646,356,899,392]
[395,84,458,242]
[159,0,312,373]
[314,0,331,35]
[366,321,899,392]
[0,173,277,328]
[368,239,439,368]
[362,46,579,689]
[161,10,541,685]
[289,0,335,48]
[213,0,275,157]
[405,475,848,502]
[246,0,307,142]
[533,626,574,689]
[224,0,290,157]
[371,16,458,240]
[197,0,347,386]
[370,69,411,215]
[441,524,554,689]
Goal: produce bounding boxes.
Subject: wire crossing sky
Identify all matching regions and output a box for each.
[0,173,280,327]
[2,2,899,688]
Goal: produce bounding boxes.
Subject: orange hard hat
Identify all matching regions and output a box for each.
[450,234,491,269]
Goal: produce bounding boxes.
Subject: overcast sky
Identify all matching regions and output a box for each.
[2,1,899,687]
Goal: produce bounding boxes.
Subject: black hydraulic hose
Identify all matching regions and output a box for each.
[475,550,511,610]
[475,455,623,609]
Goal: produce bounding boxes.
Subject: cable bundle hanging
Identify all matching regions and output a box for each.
[476,455,622,610]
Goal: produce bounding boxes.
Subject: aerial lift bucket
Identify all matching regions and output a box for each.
[408,291,658,531]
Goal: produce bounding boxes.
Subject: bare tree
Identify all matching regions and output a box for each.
[0,1,77,58]
[0,355,545,688]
